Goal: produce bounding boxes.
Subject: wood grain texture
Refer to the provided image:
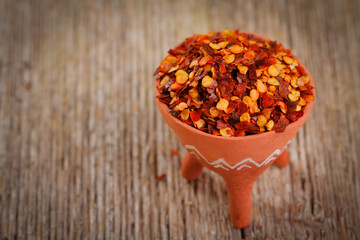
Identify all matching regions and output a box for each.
[0,0,359,239]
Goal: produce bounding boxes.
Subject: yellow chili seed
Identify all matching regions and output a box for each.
[261,76,269,83]
[267,78,280,86]
[193,98,204,105]
[259,126,266,132]
[168,65,179,73]
[303,94,315,102]
[216,98,229,111]
[216,87,221,98]
[268,65,280,77]
[211,67,216,77]
[180,109,190,120]
[249,104,260,114]
[250,89,259,101]
[209,107,219,117]
[207,30,215,36]
[223,29,236,38]
[291,77,298,88]
[291,89,301,97]
[189,80,198,87]
[275,63,284,70]
[219,49,231,56]
[296,77,304,87]
[224,54,235,64]
[189,70,195,80]
[165,55,178,64]
[240,112,251,122]
[242,96,253,107]
[217,41,229,49]
[209,42,220,50]
[256,70,262,77]
[288,93,299,102]
[266,120,274,131]
[283,56,293,64]
[277,101,287,113]
[298,97,306,106]
[160,75,170,86]
[209,41,228,50]
[170,82,182,91]
[237,65,248,74]
[220,127,232,137]
[189,59,199,68]
[201,75,214,88]
[262,108,272,120]
[175,69,189,84]
[170,91,175,98]
[188,88,199,99]
[173,105,179,112]
[284,75,291,82]
[268,85,277,92]
[256,115,267,127]
[229,44,243,54]
[296,105,302,111]
[230,96,240,101]
[256,80,267,93]
[194,119,205,129]
[178,102,188,111]
[169,96,178,105]
[204,64,212,72]
[303,75,310,84]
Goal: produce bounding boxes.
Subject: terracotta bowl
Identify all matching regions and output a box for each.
[154,31,315,228]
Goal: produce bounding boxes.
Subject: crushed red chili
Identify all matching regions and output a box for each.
[154,30,315,137]
[171,149,179,155]
[155,174,167,182]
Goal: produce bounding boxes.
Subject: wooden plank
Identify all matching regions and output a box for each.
[0,0,359,239]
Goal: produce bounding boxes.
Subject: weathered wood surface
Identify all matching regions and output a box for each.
[0,0,359,239]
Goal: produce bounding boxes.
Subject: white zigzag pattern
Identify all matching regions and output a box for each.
[185,141,290,171]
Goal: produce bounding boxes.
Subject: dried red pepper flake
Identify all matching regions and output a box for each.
[171,149,179,155]
[248,64,257,80]
[279,82,290,99]
[274,116,290,132]
[155,174,167,182]
[233,84,246,96]
[246,123,261,134]
[237,101,248,115]
[234,121,250,131]
[190,110,201,122]
[216,120,230,129]
[287,109,304,122]
[155,30,314,137]
[219,62,227,73]
[262,92,275,108]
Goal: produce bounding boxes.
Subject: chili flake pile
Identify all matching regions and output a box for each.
[154,30,314,137]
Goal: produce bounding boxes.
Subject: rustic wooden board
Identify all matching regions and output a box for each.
[0,0,359,239]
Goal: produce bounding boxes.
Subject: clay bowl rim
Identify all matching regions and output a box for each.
[154,31,315,142]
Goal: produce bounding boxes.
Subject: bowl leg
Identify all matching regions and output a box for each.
[224,178,253,228]
[274,149,290,168]
[180,152,204,180]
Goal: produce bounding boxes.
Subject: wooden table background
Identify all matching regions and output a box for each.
[0,0,359,239]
